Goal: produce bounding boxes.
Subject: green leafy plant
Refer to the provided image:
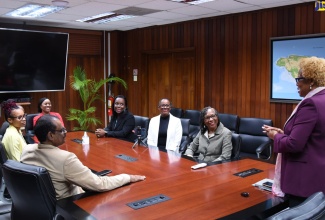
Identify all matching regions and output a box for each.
[66,66,127,131]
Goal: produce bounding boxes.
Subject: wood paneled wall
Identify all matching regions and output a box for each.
[110,2,325,128]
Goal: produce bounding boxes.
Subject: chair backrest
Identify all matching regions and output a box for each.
[0,121,9,141]
[0,142,8,187]
[0,142,8,167]
[266,191,325,220]
[25,113,39,136]
[182,109,201,140]
[218,113,239,133]
[179,118,190,153]
[231,133,241,160]
[170,107,183,118]
[134,115,150,139]
[238,117,273,159]
[2,160,59,220]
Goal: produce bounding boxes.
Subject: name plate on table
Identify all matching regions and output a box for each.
[127,194,171,210]
[234,168,263,178]
[115,154,138,162]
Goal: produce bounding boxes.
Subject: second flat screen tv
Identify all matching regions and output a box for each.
[0,28,69,93]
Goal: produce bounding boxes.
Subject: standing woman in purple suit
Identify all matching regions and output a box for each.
[263,56,325,207]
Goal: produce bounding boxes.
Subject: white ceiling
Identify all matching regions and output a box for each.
[0,0,314,31]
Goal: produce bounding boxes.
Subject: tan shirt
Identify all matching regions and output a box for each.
[21,144,130,200]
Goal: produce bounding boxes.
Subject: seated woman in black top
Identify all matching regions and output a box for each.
[95,95,136,142]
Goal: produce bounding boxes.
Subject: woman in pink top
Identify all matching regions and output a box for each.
[33,97,64,127]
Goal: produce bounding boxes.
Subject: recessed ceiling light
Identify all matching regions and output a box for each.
[52,0,69,7]
[77,13,136,24]
[169,0,215,5]
[6,4,66,18]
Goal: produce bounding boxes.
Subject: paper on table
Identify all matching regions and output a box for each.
[252,178,274,192]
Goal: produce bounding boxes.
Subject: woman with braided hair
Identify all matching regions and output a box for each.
[1,99,27,160]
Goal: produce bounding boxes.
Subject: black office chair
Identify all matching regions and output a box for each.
[0,143,11,215]
[218,113,240,133]
[24,113,39,144]
[134,115,150,139]
[231,133,241,160]
[170,107,183,118]
[238,117,273,160]
[182,109,201,140]
[266,191,325,220]
[25,113,39,137]
[2,160,64,220]
[0,121,9,142]
[179,118,191,154]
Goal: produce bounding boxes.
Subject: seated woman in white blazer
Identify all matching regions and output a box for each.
[147,98,182,152]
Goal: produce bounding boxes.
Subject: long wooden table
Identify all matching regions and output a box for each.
[56,131,287,220]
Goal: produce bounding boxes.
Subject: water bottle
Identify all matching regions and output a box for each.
[82,131,89,144]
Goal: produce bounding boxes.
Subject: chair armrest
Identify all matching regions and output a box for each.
[256,140,273,160]
[179,138,190,154]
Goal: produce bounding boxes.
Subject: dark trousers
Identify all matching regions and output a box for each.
[286,194,307,208]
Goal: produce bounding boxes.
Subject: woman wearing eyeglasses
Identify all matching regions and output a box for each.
[185,107,232,162]
[95,95,137,142]
[262,56,325,207]
[147,98,182,151]
[33,97,65,127]
[1,99,27,161]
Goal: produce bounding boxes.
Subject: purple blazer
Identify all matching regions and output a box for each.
[274,89,325,197]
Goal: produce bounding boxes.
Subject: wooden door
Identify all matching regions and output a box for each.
[147,50,196,117]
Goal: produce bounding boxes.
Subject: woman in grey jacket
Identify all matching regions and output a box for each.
[185,107,232,162]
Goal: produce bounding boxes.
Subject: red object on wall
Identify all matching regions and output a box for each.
[107,95,114,116]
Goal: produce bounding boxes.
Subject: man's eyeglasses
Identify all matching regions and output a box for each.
[114,103,125,107]
[53,128,67,134]
[159,104,170,108]
[204,114,217,120]
[10,113,27,120]
[295,77,305,83]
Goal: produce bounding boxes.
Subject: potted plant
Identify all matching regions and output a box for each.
[67,66,127,131]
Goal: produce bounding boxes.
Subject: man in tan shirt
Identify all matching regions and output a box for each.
[21,115,145,200]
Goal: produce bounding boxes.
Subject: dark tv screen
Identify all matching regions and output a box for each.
[0,28,69,93]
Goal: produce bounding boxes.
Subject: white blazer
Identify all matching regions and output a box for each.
[147,114,182,152]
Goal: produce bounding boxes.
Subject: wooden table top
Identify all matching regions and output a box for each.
[56,131,285,220]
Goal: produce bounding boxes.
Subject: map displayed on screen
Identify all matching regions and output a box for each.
[271,36,325,102]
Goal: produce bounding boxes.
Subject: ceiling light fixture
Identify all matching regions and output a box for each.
[77,13,136,24]
[6,4,66,18]
[169,0,215,5]
[52,0,69,7]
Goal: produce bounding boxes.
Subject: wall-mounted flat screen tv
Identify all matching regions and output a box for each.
[270,34,325,103]
[0,28,69,93]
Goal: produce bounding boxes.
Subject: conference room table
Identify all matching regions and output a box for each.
[56,131,288,220]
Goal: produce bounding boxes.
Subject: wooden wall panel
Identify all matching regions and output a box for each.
[111,2,324,129]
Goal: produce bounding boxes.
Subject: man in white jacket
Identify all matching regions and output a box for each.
[147,98,182,152]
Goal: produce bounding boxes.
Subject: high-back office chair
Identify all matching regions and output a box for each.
[231,133,241,160]
[0,121,9,142]
[182,109,201,140]
[170,107,183,118]
[134,115,150,140]
[24,113,39,144]
[238,117,273,160]
[266,191,325,220]
[179,118,190,154]
[2,160,64,220]
[0,143,11,215]
[218,113,239,133]
[25,113,39,136]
